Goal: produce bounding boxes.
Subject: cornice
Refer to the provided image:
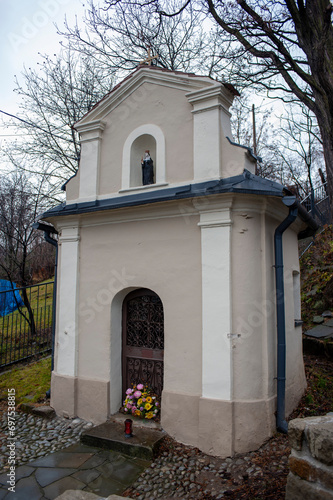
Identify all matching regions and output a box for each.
[186,84,234,112]
[75,68,214,126]
[75,119,106,140]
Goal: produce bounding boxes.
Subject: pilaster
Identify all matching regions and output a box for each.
[55,224,80,377]
[198,208,233,400]
[76,120,105,201]
[187,84,234,182]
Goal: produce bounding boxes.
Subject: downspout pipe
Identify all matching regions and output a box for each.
[32,222,58,393]
[274,196,298,434]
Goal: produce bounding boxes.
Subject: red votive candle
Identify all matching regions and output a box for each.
[124,418,133,438]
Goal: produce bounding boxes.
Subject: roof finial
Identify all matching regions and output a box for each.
[140,46,159,66]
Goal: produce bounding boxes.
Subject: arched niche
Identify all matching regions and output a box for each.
[130,134,156,187]
[121,124,166,190]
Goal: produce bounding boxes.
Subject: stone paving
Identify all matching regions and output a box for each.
[0,407,291,499]
[0,442,149,499]
[0,409,93,470]
[0,409,149,499]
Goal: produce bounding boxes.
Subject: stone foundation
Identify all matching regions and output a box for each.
[161,390,276,458]
[286,413,333,499]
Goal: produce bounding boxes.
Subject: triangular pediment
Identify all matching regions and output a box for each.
[75,65,217,130]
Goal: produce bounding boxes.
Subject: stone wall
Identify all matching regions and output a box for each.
[286,413,333,499]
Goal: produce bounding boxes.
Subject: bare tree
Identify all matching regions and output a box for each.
[3,0,331,209]
[117,0,333,207]
[1,4,219,197]
[1,49,115,199]
[231,94,288,182]
[271,103,324,196]
[0,172,55,337]
[58,0,211,74]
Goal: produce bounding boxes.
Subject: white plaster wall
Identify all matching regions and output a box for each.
[64,71,256,201]
[192,108,221,181]
[283,227,307,411]
[231,200,267,400]
[75,203,202,402]
[99,83,194,195]
[65,169,80,202]
[231,197,305,406]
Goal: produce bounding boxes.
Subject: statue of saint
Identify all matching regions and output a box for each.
[141,150,155,185]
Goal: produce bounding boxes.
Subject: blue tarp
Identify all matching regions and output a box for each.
[0,280,25,317]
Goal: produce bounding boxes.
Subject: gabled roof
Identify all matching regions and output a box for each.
[74,65,239,129]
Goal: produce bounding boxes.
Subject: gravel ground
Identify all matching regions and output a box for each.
[0,354,331,499]
[0,405,93,473]
[123,434,290,499]
[0,403,290,499]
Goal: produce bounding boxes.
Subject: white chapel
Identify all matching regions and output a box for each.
[40,65,316,457]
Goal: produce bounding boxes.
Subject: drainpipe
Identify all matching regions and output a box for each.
[274,196,298,433]
[32,223,58,395]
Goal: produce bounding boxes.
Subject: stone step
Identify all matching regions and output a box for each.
[55,491,126,500]
[80,419,165,461]
[108,411,163,430]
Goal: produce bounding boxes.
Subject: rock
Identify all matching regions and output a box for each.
[313,315,325,324]
[54,491,126,500]
[289,456,333,490]
[287,414,333,500]
[322,311,333,318]
[286,472,333,500]
[304,324,333,339]
[70,418,82,426]
[288,417,310,451]
[306,417,333,465]
[31,406,56,419]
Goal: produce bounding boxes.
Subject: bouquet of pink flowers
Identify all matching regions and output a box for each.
[122,383,160,420]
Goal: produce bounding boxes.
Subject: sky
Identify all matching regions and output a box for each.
[0,0,284,160]
[0,0,86,124]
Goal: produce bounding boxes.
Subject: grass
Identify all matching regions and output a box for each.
[290,354,333,419]
[0,278,54,332]
[300,225,333,330]
[0,357,51,405]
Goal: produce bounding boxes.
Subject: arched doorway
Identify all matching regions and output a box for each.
[122,289,164,398]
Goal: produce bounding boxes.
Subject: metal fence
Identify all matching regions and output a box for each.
[301,183,331,225]
[0,281,54,369]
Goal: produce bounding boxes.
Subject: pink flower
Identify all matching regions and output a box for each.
[137,384,144,390]
[126,388,133,395]
[134,391,142,398]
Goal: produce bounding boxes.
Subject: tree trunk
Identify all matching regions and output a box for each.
[319,130,333,221]
[294,0,333,217]
[311,93,333,221]
[21,287,37,341]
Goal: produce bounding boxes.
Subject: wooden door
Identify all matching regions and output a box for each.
[122,289,164,397]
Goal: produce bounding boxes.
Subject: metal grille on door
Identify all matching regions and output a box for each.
[122,289,164,397]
